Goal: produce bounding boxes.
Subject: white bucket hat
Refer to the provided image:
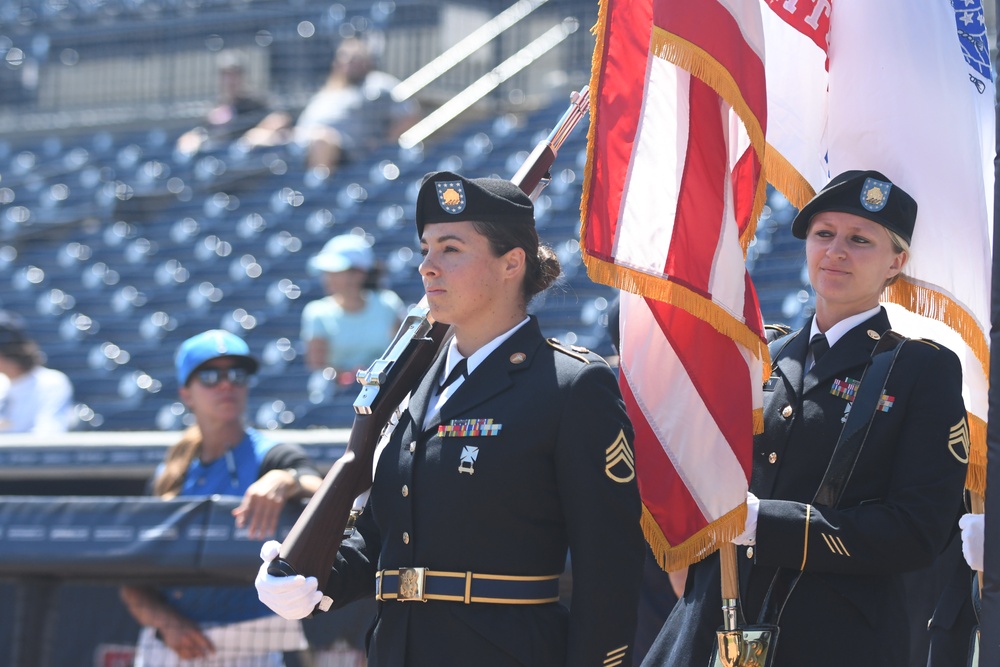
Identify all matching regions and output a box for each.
[307,234,374,275]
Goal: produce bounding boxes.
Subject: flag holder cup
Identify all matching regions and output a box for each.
[711,544,778,667]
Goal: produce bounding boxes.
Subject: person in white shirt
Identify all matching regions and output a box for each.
[0,310,76,434]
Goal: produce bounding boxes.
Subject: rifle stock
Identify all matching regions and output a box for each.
[268,86,591,606]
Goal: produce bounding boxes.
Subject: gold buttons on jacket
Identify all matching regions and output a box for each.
[768,452,777,464]
[408,441,416,453]
[402,532,410,544]
[401,485,409,497]
[746,547,754,559]
[781,405,793,419]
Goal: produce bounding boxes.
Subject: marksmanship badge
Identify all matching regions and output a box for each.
[458,445,479,474]
[436,180,466,214]
[860,177,892,212]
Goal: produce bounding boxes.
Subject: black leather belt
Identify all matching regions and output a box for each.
[375,568,560,604]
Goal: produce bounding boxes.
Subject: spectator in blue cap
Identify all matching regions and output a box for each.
[300,233,406,383]
[120,329,324,666]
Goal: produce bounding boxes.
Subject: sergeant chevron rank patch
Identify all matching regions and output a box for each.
[948,416,970,464]
[605,430,635,483]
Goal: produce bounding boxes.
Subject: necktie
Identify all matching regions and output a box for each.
[435,358,468,395]
[810,333,830,366]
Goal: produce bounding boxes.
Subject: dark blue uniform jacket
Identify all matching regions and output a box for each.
[327,316,645,667]
[643,309,968,667]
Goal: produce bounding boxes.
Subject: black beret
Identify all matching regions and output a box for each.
[415,171,534,237]
[791,169,917,244]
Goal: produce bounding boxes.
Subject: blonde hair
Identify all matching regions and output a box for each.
[152,425,202,499]
[883,228,910,288]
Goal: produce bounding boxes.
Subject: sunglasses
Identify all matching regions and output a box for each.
[194,367,251,387]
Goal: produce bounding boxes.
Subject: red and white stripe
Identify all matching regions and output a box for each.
[582,0,768,567]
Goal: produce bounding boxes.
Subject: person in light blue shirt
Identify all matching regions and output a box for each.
[301,234,406,381]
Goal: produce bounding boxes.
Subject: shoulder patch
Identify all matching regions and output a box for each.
[948,416,970,464]
[546,337,592,365]
[605,430,635,483]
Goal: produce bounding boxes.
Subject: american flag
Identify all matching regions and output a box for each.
[581,0,768,570]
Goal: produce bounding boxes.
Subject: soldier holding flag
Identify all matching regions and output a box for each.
[643,171,969,667]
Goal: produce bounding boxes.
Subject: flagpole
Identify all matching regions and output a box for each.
[716,543,743,667]
[981,3,1000,662]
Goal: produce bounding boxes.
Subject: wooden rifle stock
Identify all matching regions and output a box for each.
[268,86,591,603]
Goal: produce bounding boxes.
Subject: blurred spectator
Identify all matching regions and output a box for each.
[0,310,76,434]
[176,52,270,156]
[120,330,323,666]
[301,234,406,381]
[240,37,418,172]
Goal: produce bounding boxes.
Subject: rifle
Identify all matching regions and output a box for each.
[268,86,591,610]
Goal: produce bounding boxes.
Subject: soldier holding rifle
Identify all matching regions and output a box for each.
[256,171,645,666]
[642,171,969,667]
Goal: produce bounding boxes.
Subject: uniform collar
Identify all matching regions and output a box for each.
[442,316,530,379]
[809,305,882,349]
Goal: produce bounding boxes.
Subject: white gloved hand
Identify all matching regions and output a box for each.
[255,540,325,619]
[959,513,985,572]
[732,492,759,546]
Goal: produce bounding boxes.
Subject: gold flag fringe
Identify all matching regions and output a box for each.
[752,407,764,436]
[643,502,748,572]
[578,0,609,254]
[882,280,988,496]
[763,143,816,210]
[967,412,986,497]
[883,278,989,380]
[649,27,768,248]
[583,254,769,370]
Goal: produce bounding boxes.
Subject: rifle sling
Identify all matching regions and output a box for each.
[757,330,908,626]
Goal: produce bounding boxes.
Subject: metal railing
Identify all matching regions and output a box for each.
[0,0,597,138]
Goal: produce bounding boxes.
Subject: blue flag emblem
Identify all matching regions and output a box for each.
[435,180,466,215]
[860,177,892,212]
[953,0,992,89]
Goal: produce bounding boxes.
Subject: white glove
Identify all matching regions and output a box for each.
[959,513,985,572]
[255,540,325,619]
[732,492,759,546]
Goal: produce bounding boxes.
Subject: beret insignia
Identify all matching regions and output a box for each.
[436,180,466,215]
[860,177,892,212]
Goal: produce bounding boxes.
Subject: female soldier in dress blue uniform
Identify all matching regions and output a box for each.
[257,171,645,666]
[641,170,969,667]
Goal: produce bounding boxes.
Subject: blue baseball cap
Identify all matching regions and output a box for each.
[175,329,258,386]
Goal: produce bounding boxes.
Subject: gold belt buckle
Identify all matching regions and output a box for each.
[397,567,427,602]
